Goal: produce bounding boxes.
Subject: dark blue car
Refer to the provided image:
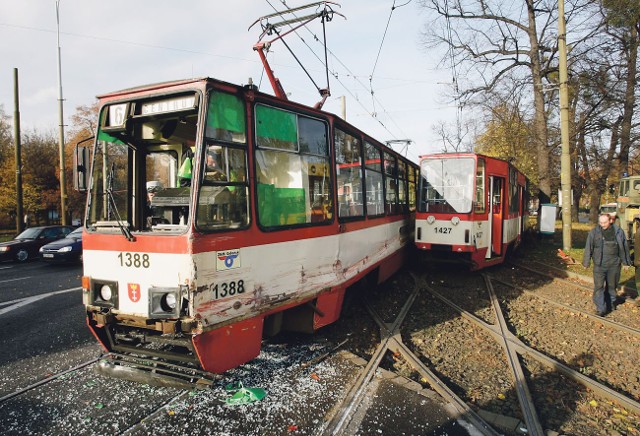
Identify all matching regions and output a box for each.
[39,227,83,263]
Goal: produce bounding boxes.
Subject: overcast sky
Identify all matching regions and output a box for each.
[0,0,457,163]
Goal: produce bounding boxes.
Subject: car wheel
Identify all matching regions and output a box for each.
[16,249,29,262]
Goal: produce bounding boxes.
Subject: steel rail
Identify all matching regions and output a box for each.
[509,260,594,292]
[423,282,640,415]
[386,336,500,436]
[482,274,544,436]
[0,355,102,404]
[120,390,192,435]
[527,259,638,295]
[367,277,499,436]
[320,282,420,436]
[490,276,640,337]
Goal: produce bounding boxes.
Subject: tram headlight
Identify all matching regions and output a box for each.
[451,216,460,226]
[426,215,436,224]
[100,284,113,301]
[91,280,118,308]
[162,293,177,311]
[149,287,180,318]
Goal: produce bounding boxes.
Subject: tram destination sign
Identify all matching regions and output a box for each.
[140,95,197,116]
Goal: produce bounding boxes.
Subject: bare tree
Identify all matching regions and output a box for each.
[419,0,595,206]
[432,119,473,152]
[600,0,640,174]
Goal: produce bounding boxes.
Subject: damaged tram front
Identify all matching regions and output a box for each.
[80,79,255,383]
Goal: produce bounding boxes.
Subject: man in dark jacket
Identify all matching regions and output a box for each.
[583,213,632,316]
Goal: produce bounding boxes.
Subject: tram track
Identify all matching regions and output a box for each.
[482,274,544,435]
[408,267,640,434]
[490,275,640,338]
[319,274,499,436]
[424,279,640,412]
[499,261,640,334]
[0,355,103,405]
[319,282,422,435]
[120,390,192,435]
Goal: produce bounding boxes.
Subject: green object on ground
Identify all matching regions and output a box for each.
[224,381,266,405]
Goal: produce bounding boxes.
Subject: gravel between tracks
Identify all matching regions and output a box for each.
[389,263,640,435]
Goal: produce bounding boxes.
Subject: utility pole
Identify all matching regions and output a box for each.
[340,95,346,120]
[13,68,24,233]
[56,0,68,225]
[559,0,572,251]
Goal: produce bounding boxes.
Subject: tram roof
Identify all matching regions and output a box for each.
[96,77,242,100]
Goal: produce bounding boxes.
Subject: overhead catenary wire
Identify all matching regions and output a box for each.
[369,0,411,119]
[267,0,416,160]
[2,7,421,161]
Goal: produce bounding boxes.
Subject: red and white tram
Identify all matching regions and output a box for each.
[415,153,527,270]
[77,76,418,383]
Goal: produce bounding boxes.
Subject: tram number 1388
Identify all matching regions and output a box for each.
[211,280,245,299]
[434,227,452,234]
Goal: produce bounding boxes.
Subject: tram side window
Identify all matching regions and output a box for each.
[335,129,364,219]
[509,168,519,215]
[397,159,407,213]
[205,91,246,143]
[408,165,416,212]
[475,159,486,214]
[196,91,249,231]
[384,152,398,215]
[364,142,384,217]
[255,104,332,228]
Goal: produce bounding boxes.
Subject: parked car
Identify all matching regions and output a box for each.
[0,225,75,262]
[39,227,83,264]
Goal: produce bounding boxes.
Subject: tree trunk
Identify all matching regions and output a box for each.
[527,0,551,206]
[618,24,638,175]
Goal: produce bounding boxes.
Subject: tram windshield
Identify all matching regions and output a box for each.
[419,157,475,214]
[86,91,249,234]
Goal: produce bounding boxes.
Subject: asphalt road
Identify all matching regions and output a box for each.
[0,261,472,435]
[0,260,100,398]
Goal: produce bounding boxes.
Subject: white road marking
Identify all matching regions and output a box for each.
[0,276,33,284]
[0,297,27,307]
[0,287,81,316]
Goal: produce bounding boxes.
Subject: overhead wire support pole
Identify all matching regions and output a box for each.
[13,69,24,233]
[558,0,572,250]
[56,0,68,225]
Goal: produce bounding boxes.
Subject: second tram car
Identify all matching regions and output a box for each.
[76,76,418,384]
[415,153,527,270]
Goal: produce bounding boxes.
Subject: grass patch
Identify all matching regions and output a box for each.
[0,232,14,243]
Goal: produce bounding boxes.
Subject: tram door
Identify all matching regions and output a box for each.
[490,176,504,256]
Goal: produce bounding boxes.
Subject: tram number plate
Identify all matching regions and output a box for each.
[434,227,452,234]
[118,252,150,268]
[211,280,245,299]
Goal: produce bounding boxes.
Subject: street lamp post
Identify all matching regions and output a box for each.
[56,0,68,225]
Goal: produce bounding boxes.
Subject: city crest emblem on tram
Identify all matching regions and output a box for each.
[128,283,141,303]
[217,249,241,271]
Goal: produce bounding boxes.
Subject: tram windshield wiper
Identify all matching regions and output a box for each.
[105,163,135,242]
